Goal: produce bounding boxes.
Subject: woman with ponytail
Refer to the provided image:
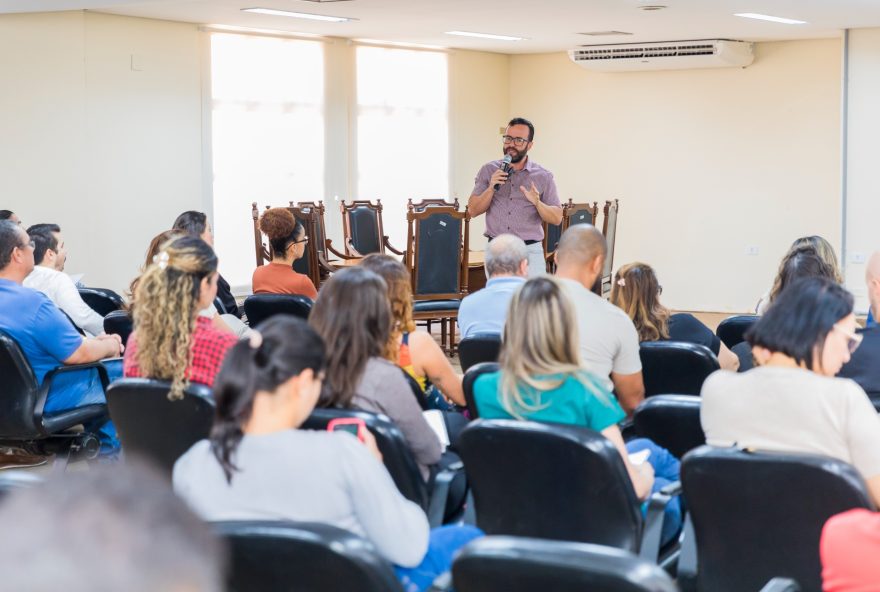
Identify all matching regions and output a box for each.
[252,208,317,299]
[173,316,481,592]
[123,236,238,399]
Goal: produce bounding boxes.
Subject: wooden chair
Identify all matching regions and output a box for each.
[407,197,460,212]
[290,201,342,282]
[543,200,598,273]
[251,202,323,290]
[600,199,620,298]
[340,199,404,257]
[405,204,470,355]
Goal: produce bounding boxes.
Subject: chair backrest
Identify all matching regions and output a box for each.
[405,205,470,300]
[633,395,704,459]
[215,521,403,592]
[601,199,619,279]
[453,536,678,592]
[407,197,460,212]
[461,362,500,419]
[639,341,720,397]
[0,329,41,438]
[251,202,272,266]
[243,295,313,327]
[341,200,384,256]
[103,309,133,347]
[458,333,502,373]
[716,315,759,349]
[106,378,215,476]
[458,419,643,550]
[302,408,429,510]
[78,287,124,316]
[681,446,876,592]
[568,201,599,228]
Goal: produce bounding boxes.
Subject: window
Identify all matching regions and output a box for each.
[210,33,324,290]
[356,46,449,247]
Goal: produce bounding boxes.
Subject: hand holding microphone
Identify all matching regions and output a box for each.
[492,154,513,191]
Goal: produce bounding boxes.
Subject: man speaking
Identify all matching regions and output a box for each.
[468,117,563,277]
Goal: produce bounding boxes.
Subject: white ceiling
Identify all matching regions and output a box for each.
[4,0,880,53]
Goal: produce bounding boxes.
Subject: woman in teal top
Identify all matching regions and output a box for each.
[473,276,681,544]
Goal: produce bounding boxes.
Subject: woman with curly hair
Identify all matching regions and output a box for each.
[124,236,238,399]
[252,208,317,299]
[360,254,465,407]
[610,262,739,371]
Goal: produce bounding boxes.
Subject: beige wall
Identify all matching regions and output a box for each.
[510,39,843,312]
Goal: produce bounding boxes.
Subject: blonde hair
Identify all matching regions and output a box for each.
[610,262,670,342]
[499,277,612,418]
[359,254,415,363]
[132,236,218,400]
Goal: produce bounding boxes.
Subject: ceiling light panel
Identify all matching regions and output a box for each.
[734,13,807,25]
[241,7,355,22]
[445,31,525,41]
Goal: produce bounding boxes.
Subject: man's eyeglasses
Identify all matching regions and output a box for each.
[18,240,34,250]
[502,135,529,147]
[833,324,863,354]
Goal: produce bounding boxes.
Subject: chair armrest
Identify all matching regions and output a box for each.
[758,578,801,592]
[325,239,358,260]
[427,461,464,528]
[638,480,682,562]
[35,361,111,435]
[676,514,698,592]
[384,236,405,256]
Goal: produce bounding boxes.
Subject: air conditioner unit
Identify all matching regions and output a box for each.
[568,39,754,72]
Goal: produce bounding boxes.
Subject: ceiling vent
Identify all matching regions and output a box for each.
[568,39,754,72]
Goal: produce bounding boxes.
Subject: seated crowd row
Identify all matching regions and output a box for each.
[0,207,878,590]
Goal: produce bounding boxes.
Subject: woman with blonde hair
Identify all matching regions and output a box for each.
[473,276,682,544]
[252,208,317,299]
[610,262,739,371]
[124,236,238,399]
[360,254,465,407]
[756,235,842,314]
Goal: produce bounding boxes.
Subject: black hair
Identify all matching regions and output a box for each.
[26,223,60,235]
[0,210,14,221]
[172,211,208,237]
[29,228,58,266]
[508,117,535,142]
[747,277,853,372]
[210,316,326,483]
[0,220,24,270]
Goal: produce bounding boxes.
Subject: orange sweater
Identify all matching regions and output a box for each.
[252,262,318,300]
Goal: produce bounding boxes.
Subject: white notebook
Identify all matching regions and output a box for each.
[422,409,450,452]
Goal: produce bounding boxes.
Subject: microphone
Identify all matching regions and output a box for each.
[494,155,513,191]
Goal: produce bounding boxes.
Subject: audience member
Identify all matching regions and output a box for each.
[173,317,481,592]
[701,277,880,506]
[172,210,242,319]
[457,234,528,338]
[755,236,842,314]
[821,508,880,592]
[309,267,442,479]
[554,225,645,414]
[837,251,880,400]
[23,224,105,337]
[360,253,465,407]
[0,210,21,225]
[610,262,739,371]
[0,220,121,449]
[472,276,681,544]
[0,461,223,592]
[124,236,238,399]
[252,207,318,299]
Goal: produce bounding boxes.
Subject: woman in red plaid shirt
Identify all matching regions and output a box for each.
[124,236,238,399]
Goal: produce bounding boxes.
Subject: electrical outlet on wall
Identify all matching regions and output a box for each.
[745,246,759,256]
[851,252,867,264]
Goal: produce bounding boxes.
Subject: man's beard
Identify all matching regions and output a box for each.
[504,146,528,164]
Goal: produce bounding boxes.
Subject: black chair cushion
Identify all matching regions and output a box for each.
[349,207,382,255]
[244,294,313,328]
[458,333,502,374]
[632,395,704,459]
[716,315,759,349]
[412,300,460,313]
[77,287,124,316]
[103,310,133,347]
[215,521,403,592]
[462,362,500,419]
[639,341,719,397]
[41,404,108,435]
[453,536,678,592]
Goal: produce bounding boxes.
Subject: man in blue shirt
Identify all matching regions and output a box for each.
[0,220,122,449]
[458,234,528,338]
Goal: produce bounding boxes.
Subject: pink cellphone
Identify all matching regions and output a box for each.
[327,418,367,443]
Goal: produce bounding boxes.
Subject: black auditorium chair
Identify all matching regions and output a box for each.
[715,315,759,349]
[633,395,704,460]
[458,419,679,563]
[462,362,499,419]
[106,378,214,476]
[639,342,719,397]
[77,287,125,316]
[243,294,313,327]
[103,309,133,347]
[458,333,502,374]
[302,408,461,527]
[453,536,679,592]
[215,521,403,592]
[0,328,109,461]
[679,446,876,592]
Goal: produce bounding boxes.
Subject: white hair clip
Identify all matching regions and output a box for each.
[616,278,626,287]
[248,331,263,350]
[153,251,170,270]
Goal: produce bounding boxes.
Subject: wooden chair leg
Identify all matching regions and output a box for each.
[441,318,448,354]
